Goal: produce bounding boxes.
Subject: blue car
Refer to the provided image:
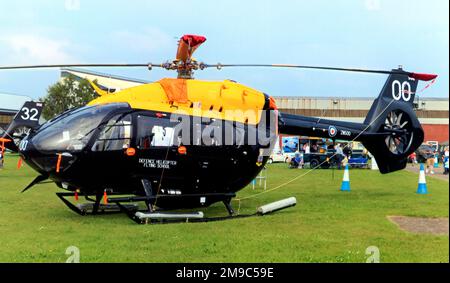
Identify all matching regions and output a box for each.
[348,153,369,168]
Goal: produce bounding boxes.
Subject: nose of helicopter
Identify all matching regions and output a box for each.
[16,103,131,175]
[18,135,64,175]
[17,135,45,173]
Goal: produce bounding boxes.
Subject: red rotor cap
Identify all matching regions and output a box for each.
[176,34,207,62]
[409,72,438,81]
[181,35,206,47]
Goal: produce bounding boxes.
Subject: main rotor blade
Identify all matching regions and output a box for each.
[204,63,407,76]
[0,63,164,70]
[1,62,437,81]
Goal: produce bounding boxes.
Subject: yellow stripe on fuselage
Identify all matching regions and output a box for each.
[87,79,266,125]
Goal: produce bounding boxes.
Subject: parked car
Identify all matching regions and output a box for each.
[416,144,435,163]
[426,141,439,152]
[303,151,339,169]
[303,148,369,169]
[348,152,369,168]
[267,152,290,163]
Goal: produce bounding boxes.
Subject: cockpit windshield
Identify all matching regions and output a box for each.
[32,103,130,152]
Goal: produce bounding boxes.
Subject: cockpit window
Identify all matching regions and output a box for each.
[32,103,129,152]
[92,114,132,151]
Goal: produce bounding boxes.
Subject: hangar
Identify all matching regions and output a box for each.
[4,69,447,145]
[0,92,33,133]
[60,68,151,92]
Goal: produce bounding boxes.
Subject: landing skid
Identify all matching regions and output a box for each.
[115,196,298,224]
[56,191,297,224]
[56,192,138,216]
[109,192,254,224]
[115,202,256,224]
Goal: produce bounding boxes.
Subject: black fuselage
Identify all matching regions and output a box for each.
[20,104,276,208]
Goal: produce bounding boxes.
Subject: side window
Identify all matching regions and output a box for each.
[136,115,177,149]
[151,125,175,146]
[92,114,132,151]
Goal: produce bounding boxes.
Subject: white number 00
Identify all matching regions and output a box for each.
[391,80,412,102]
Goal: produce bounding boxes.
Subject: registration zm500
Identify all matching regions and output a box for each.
[219,267,274,278]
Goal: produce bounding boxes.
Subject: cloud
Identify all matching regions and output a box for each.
[365,0,381,11]
[64,0,81,11]
[0,34,77,64]
[111,27,174,54]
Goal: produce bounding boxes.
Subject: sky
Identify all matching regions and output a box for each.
[0,0,448,100]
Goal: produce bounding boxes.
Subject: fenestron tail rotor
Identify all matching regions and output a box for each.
[384,110,414,155]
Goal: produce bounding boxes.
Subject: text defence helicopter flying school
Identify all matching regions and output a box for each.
[0,35,437,224]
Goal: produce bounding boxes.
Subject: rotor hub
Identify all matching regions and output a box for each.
[162,60,204,79]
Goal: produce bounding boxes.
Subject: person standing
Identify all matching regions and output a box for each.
[342,155,349,168]
[343,144,352,159]
[425,148,435,175]
[335,143,344,169]
[443,146,449,175]
[304,143,310,154]
[409,152,417,166]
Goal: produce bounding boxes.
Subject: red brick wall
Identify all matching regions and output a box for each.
[422,124,449,143]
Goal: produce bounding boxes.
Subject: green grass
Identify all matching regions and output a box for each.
[0,154,448,263]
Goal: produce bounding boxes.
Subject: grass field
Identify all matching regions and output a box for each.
[0,154,448,263]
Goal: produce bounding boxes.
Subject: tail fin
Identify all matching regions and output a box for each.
[361,68,437,173]
[1,101,44,152]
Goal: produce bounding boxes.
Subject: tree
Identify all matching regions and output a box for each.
[40,75,97,120]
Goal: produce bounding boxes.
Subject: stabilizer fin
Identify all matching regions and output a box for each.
[87,79,110,96]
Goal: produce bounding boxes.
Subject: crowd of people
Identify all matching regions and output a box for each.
[289,140,449,176]
[289,142,353,169]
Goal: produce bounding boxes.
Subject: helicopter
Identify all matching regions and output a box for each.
[0,34,437,223]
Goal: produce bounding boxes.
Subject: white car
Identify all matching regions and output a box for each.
[267,152,290,163]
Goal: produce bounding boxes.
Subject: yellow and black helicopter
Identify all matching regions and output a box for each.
[0,35,437,223]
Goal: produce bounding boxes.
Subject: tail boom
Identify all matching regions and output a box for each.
[276,67,433,174]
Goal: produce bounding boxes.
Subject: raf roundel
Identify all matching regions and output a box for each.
[328,126,337,137]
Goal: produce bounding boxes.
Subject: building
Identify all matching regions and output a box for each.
[60,69,449,145]
[0,92,33,132]
[61,68,151,92]
[275,96,449,144]
[0,68,149,134]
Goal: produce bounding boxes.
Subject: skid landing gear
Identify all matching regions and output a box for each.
[116,202,255,225]
[56,189,297,224]
[223,199,235,216]
[109,192,256,224]
[56,192,138,216]
[116,199,257,225]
